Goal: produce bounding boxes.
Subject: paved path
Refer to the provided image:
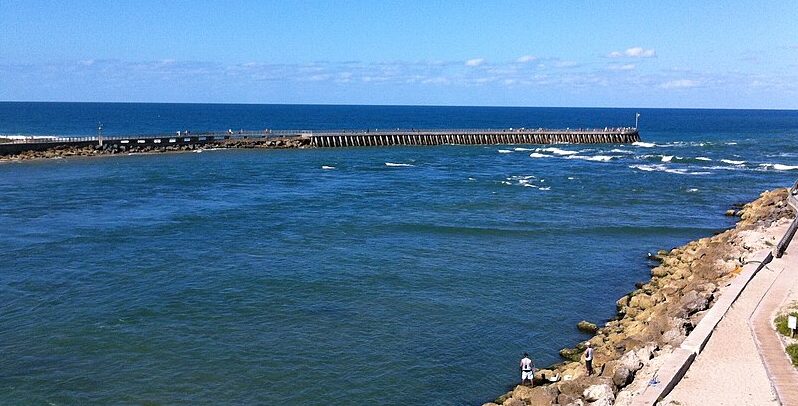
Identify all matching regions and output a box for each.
[750,238,798,405]
[662,221,797,406]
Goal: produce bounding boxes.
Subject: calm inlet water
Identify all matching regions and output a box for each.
[1,104,797,405]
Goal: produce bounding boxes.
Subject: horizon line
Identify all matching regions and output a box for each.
[1,100,797,112]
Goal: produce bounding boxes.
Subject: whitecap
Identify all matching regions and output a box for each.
[529,153,549,158]
[774,164,798,171]
[720,159,745,165]
[536,147,578,156]
[610,149,634,154]
[566,155,615,162]
[467,177,476,181]
[385,162,414,167]
[633,141,656,148]
[514,147,535,151]
[522,183,537,188]
[498,149,513,154]
[539,187,551,191]
[687,188,699,192]
[322,165,335,170]
[661,155,674,162]
[567,177,575,180]
[629,164,710,175]
[726,142,738,145]
[695,157,712,161]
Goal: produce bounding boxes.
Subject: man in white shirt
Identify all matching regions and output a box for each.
[519,352,534,386]
[584,342,594,376]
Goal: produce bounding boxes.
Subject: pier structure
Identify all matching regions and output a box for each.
[307,128,639,147]
[0,127,640,156]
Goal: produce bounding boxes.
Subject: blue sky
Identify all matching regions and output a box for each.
[1,1,796,108]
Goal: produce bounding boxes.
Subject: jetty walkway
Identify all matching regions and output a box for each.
[0,127,639,156]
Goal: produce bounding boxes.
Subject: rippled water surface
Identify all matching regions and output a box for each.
[1,104,797,404]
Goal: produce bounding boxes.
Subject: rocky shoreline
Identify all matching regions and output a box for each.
[0,136,311,162]
[486,188,795,406]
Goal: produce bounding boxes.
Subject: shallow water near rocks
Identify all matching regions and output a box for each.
[1,104,797,404]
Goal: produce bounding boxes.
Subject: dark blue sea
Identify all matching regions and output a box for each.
[1,103,797,405]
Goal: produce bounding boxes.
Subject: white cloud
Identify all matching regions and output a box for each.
[609,47,656,58]
[465,58,485,67]
[660,79,699,89]
[516,55,537,63]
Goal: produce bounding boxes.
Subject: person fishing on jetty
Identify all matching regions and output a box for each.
[520,352,535,386]
[584,342,594,376]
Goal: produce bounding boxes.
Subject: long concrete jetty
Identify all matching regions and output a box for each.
[0,127,639,156]
[307,128,639,147]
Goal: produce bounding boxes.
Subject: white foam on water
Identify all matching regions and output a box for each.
[539,187,551,191]
[696,157,712,161]
[661,155,674,162]
[467,177,476,181]
[567,177,575,180]
[529,153,549,158]
[726,142,738,145]
[609,149,635,154]
[514,147,535,151]
[566,155,615,162]
[385,162,414,167]
[498,149,513,154]
[322,165,335,170]
[774,164,798,171]
[193,149,203,153]
[707,165,748,171]
[522,183,538,188]
[629,164,711,175]
[720,159,745,165]
[687,188,699,192]
[536,147,578,156]
[633,141,656,148]
[501,181,512,185]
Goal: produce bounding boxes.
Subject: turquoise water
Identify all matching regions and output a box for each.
[1,104,797,404]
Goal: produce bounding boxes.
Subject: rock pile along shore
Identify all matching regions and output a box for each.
[0,136,311,161]
[487,188,795,406]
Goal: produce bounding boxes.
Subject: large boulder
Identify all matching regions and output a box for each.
[678,290,709,316]
[501,398,525,406]
[577,320,599,333]
[618,350,643,373]
[583,383,615,406]
[512,385,559,405]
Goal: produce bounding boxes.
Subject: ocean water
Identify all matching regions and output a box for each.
[1,103,797,405]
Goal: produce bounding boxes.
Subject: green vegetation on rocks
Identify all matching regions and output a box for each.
[577,320,599,333]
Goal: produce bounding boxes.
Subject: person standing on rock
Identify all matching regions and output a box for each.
[584,342,594,376]
[520,352,534,386]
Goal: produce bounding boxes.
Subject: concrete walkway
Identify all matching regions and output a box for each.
[663,222,798,405]
[750,239,798,404]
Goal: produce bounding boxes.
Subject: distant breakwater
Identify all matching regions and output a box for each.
[0,128,639,160]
